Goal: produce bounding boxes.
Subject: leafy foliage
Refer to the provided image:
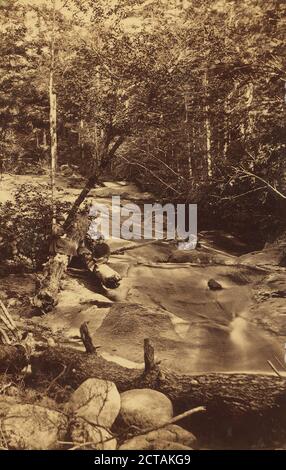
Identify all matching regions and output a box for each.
[0,185,70,269]
[0,0,285,245]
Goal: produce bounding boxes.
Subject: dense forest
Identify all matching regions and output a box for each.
[0,0,286,453]
[1,0,285,247]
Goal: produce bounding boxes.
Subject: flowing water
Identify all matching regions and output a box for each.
[106,259,282,373]
[44,180,284,375]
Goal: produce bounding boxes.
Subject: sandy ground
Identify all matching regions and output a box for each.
[1,172,286,375]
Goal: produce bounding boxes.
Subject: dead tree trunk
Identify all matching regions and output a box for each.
[32,212,90,313]
[144,338,156,374]
[63,173,98,232]
[31,342,286,445]
[32,119,125,313]
[80,322,98,354]
[93,264,121,289]
[28,326,286,445]
[63,132,125,233]
[33,211,121,312]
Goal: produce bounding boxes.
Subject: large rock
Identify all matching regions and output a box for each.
[0,396,21,418]
[168,249,233,265]
[208,279,223,290]
[119,389,173,430]
[148,440,193,450]
[68,378,121,428]
[2,404,68,450]
[119,424,197,450]
[70,418,117,450]
[121,439,192,450]
[95,303,180,362]
[239,245,282,267]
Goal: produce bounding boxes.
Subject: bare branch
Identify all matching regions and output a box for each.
[117,155,181,195]
[61,406,206,450]
[212,185,268,201]
[133,146,188,183]
[234,166,286,200]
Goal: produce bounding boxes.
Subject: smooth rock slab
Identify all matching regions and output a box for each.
[119,388,173,429]
[119,424,197,450]
[2,404,68,450]
[68,378,121,428]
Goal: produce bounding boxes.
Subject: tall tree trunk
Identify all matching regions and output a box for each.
[279,154,286,195]
[184,87,193,177]
[223,114,229,160]
[203,70,212,178]
[43,129,47,147]
[49,0,57,226]
[79,118,84,160]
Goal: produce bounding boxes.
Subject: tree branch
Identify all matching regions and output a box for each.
[100,135,125,169]
[117,155,181,195]
[234,166,286,200]
[213,185,268,201]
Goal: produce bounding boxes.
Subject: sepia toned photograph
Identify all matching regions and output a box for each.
[0,0,285,456]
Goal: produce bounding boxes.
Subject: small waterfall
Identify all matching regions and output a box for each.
[229,317,249,351]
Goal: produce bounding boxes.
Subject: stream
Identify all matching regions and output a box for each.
[42,180,284,375]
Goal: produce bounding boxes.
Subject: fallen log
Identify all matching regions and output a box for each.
[33,257,121,313]
[94,264,121,289]
[78,239,121,288]
[110,239,163,256]
[30,344,286,413]
[33,253,70,313]
[31,340,286,445]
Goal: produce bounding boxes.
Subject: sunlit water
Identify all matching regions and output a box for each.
[47,181,284,375]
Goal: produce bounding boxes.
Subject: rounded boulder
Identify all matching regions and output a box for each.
[68,378,121,428]
[70,418,117,450]
[119,388,173,429]
[2,404,68,450]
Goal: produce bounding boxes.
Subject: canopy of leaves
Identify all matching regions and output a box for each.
[0,0,285,243]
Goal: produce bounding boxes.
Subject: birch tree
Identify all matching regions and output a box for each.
[49,0,57,227]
